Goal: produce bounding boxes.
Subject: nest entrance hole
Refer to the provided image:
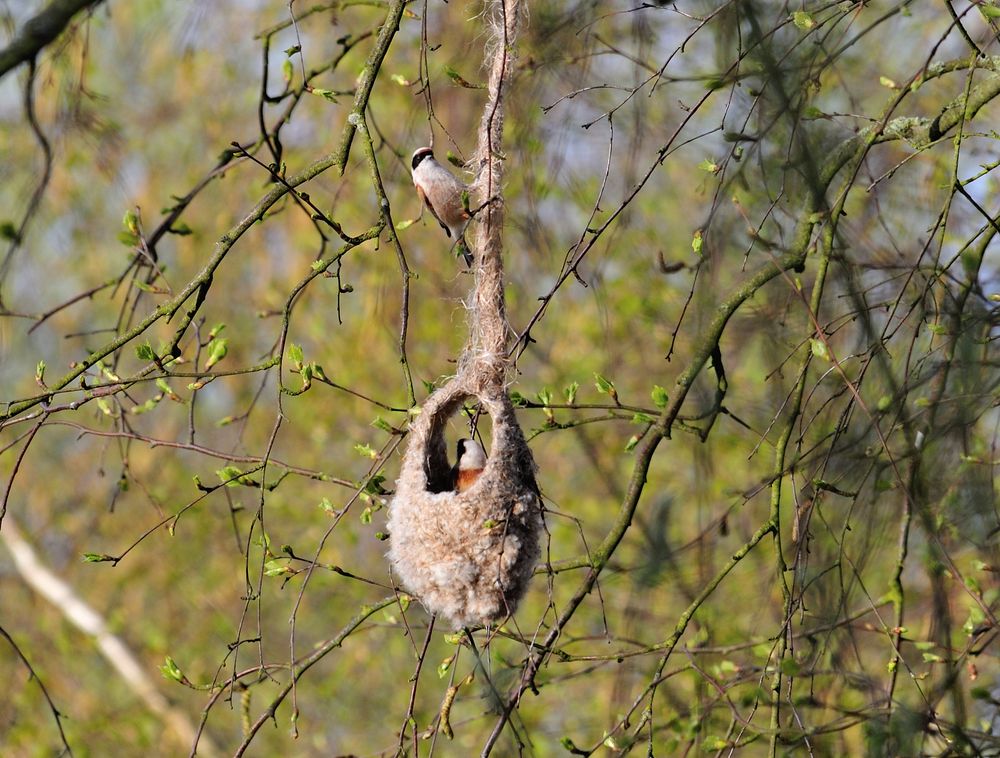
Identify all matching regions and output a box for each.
[422,395,495,494]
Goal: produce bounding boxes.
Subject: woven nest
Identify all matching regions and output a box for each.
[386,376,543,628]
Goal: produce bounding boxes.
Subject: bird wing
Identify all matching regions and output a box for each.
[416,185,452,238]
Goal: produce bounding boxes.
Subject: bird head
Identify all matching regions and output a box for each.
[411,147,434,170]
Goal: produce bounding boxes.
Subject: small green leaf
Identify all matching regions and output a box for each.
[603,733,623,750]
[129,397,160,415]
[792,10,815,29]
[96,397,114,416]
[564,381,579,405]
[594,373,614,395]
[371,416,394,433]
[82,552,116,563]
[703,737,730,751]
[443,64,483,89]
[390,73,412,86]
[354,443,377,459]
[264,559,289,577]
[318,497,336,515]
[624,435,640,453]
[135,342,155,361]
[284,45,301,56]
[288,343,304,365]
[437,654,455,678]
[691,229,703,255]
[160,656,184,682]
[632,412,655,425]
[169,222,193,236]
[281,58,294,83]
[651,385,669,408]
[204,337,228,369]
[310,88,338,102]
[123,209,140,235]
[216,466,245,487]
[35,360,45,384]
[364,474,387,495]
[698,158,719,174]
[360,507,373,524]
[809,338,831,361]
[879,76,898,90]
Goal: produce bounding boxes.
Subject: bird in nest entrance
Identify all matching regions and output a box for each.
[452,438,486,493]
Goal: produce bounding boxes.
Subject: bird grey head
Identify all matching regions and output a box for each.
[411,147,434,170]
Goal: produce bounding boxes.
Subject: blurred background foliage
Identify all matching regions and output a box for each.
[2,0,1000,755]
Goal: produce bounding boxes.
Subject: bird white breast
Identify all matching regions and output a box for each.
[459,441,487,470]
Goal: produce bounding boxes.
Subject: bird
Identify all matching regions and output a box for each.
[411,146,473,266]
[452,438,487,493]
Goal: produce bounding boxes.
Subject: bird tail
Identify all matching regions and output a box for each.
[455,237,473,267]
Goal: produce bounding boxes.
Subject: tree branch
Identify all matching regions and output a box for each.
[0,0,105,81]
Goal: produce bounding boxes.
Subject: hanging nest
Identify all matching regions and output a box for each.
[386,375,542,628]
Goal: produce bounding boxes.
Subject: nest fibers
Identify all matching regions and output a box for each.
[386,377,543,628]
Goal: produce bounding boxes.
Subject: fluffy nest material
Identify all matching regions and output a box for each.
[386,377,543,628]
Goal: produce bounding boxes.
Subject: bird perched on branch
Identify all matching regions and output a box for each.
[411,146,473,266]
[452,438,487,493]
